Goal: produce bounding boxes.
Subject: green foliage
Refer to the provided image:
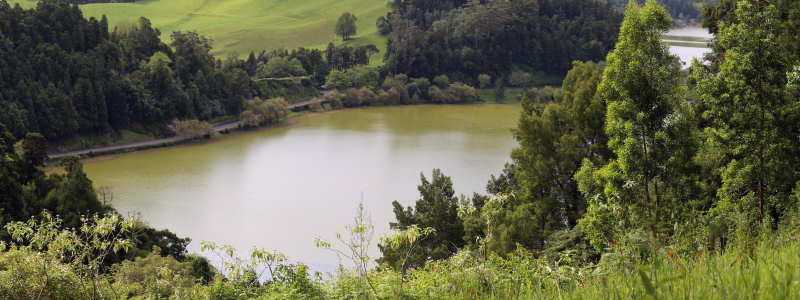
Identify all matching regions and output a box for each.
[694,0,798,246]
[477,74,491,89]
[478,61,608,256]
[383,0,621,80]
[257,56,307,78]
[0,3,254,140]
[447,82,477,103]
[1,212,136,299]
[112,248,199,298]
[325,65,380,89]
[167,119,214,138]
[379,169,466,271]
[240,97,290,127]
[315,202,380,299]
[335,12,358,41]
[42,158,111,228]
[433,75,450,89]
[577,0,700,250]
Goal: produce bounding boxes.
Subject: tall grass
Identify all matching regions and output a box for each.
[328,238,800,299]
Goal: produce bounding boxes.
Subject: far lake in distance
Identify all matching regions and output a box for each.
[84,104,521,268]
[665,26,713,68]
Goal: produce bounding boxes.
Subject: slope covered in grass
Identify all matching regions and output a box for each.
[12,0,390,57]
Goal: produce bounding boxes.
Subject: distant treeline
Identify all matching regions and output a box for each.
[609,0,709,26]
[377,0,623,83]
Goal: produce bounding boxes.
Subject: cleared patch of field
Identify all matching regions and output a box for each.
[12,0,390,58]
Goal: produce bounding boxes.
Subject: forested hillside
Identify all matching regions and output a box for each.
[0,1,351,142]
[610,0,708,25]
[379,0,623,82]
[1,0,800,298]
[0,1,252,140]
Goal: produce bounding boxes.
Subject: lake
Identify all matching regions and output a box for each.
[665,26,713,68]
[84,104,521,268]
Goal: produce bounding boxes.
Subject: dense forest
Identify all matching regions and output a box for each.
[1,0,800,298]
[0,1,250,140]
[0,0,625,144]
[378,0,623,82]
[0,0,360,142]
[377,0,800,271]
[609,0,709,25]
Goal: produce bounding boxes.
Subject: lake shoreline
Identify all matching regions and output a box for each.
[60,102,520,165]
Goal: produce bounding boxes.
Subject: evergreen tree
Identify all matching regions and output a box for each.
[694,0,796,239]
[378,169,465,270]
[576,0,700,250]
[480,61,609,255]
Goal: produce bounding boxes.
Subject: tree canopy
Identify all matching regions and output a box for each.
[335,12,357,41]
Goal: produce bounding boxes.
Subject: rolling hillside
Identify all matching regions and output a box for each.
[13,0,390,57]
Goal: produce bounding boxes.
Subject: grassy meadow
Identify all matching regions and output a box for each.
[12,0,390,58]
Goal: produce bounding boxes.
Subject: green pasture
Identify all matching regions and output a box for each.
[12,0,390,58]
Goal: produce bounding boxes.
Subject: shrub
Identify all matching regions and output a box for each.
[168,119,214,137]
[325,66,380,89]
[327,91,344,109]
[509,70,532,87]
[408,77,431,100]
[429,86,450,104]
[342,88,362,107]
[478,74,492,88]
[309,97,323,112]
[433,74,450,88]
[240,97,289,127]
[382,74,408,90]
[257,56,307,78]
[448,82,477,103]
[357,87,377,106]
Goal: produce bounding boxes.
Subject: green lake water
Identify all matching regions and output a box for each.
[84,104,521,266]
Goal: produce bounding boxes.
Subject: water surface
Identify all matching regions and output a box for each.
[666,27,713,68]
[84,104,521,267]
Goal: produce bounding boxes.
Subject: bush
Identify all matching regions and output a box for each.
[168,119,214,137]
[309,98,323,112]
[509,70,532,87]
[376,90,389,105]
[326,91,344,109]
[384,87,409,105]
[324,66,380,90]
[528,86,556,103]
[433,74,450,88]
[357,87,377,106]
[257,56,307,78]
[408,77,431,100]
[448,82,477,103]
[113,249,199,298]
[342,88,362,107]
[429,86,450,104]
[382,74,408,90]
[240,97,289,127]
[478,74,492,88]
